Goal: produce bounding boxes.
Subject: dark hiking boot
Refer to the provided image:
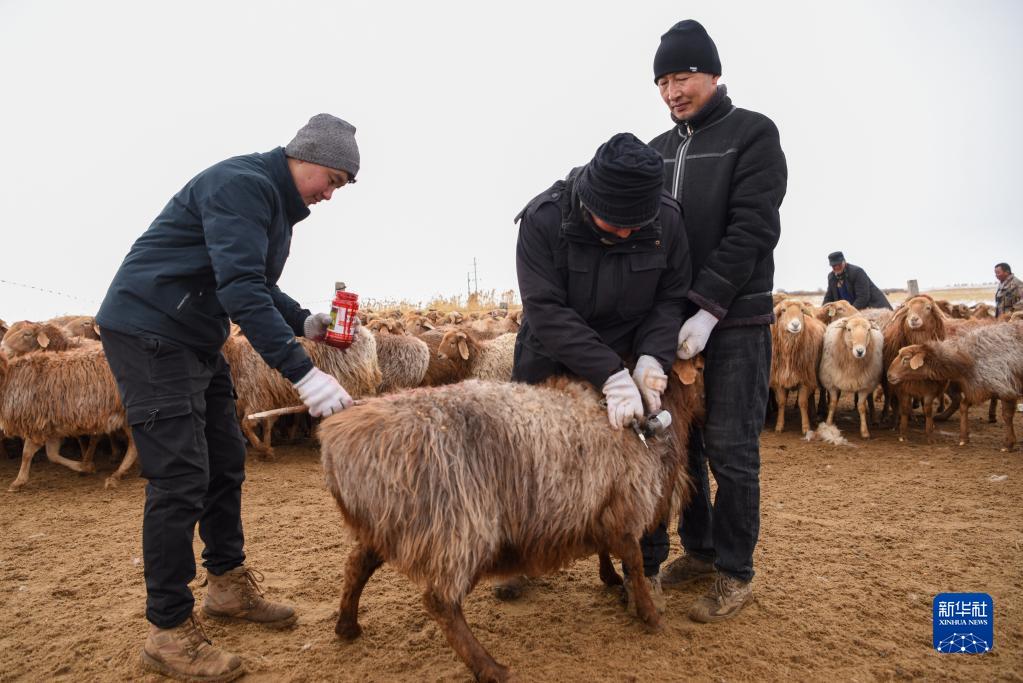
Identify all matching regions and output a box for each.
[201,566,297,629]
[141,613,243,682]
[688,572,754,623]
[659,554,716,587]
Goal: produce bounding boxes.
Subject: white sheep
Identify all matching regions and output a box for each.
[819,316,884,438]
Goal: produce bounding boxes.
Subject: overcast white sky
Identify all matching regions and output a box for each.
[2,0,1021,321]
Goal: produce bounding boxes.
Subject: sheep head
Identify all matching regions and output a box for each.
[816,300,857,324]
[437,330,471,361]
[1,321,67,357]
[900,295,943,332]
[834,316,877,360]
[887,344,929,385]
[774,299,814,335]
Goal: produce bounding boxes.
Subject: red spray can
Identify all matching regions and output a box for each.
[324,282,359,350]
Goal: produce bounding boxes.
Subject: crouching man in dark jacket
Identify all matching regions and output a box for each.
[822,251,893,310]
[496,132,691,603]
[96,114,358,681]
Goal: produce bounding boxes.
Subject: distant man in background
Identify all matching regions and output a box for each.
[645,19,787,623]
[994,262,1023,317]
[97,114,358,681]
[822,251,892,310]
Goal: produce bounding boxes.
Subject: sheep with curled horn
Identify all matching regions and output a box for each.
[319,359,703,683]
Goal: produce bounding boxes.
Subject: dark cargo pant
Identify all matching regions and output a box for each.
[101,328,247,629]
[640,325,771,581]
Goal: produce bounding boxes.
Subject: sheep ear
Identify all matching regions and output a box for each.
[36,331,50,348]
[773,303,784,317]
[673,359,698,385]
[93,323,102,337]
[457,338,470,360]
[802,306,815,317]
[870,321,880,331]
[834,319,847,329]
[425,322,435,330]
[909,352,926,369]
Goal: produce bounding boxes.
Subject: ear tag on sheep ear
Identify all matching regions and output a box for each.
[37,331,50,348]
[828,309,835,317]
[673,359,698,385]
[458,338,470,360]
[910,353,926,370]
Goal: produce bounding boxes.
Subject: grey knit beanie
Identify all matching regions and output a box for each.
[285,114,360,179]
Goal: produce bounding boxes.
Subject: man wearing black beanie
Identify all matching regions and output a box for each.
[643,20,788,623]
[496,132,691,602]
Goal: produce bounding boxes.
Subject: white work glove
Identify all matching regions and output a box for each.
[632,355,668,414]
[303,312,332,340]
[677,309,719,360]
[293,367,353,417]
[601,368,645,430]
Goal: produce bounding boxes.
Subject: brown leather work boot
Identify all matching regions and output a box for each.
[688,572,754,623]
[201,566,297,629]
[659,554,716,587]
[141,613,243,682]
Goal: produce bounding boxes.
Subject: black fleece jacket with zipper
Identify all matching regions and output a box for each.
[648,86,787,327]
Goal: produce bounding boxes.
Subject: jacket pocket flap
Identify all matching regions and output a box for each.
[630,252,667,271]
[126,398,192,427]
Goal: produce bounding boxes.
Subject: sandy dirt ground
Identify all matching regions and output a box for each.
[1,402,1021,682]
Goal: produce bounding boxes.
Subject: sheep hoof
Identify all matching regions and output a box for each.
[7,483,24,493]
[334,620,362,641]
[898,437,905,442]
[642,616,665,634]
[958,441,967,447]
[104,477,120,490]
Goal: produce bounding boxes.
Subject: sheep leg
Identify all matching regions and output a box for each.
[825,389,839,426]
[988,398,998,424]
[104,432,138,489]
[922,395,936,444]
[7,439,45,492]
[79,436,99,474]
[958,400,971,446]
[857,392,870,439]
[898,392,910,442]
[422,589,510,683]
[773,387,787,433]
[1000,399,1017,452]
[44,439,89,474]
[239,414,270,456]
[936,384,961,421]
[797,385,811,435]
[816,381,829,419]
[258,416,278,459]
[335,543,383,640]
[598,551,623,587]
[611,535,661,631]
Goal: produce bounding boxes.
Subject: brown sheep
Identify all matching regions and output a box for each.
[1,320,81,356]
[319,361,701,682]
[436,330,516,382]
[0,344,137,491]
[971,302,996,319]
[375,333,430,393]
[887,322,1023,451]
[61,315,102,340]
[366,318,405,336]
[815,300,858,325]
[882,294,947,441]
[770,300,825,435]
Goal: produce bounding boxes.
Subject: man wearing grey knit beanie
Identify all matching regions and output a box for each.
[96,113,361,681]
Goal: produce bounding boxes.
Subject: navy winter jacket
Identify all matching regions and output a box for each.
[97,147,315,382]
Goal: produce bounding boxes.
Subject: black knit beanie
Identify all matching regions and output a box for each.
[653,19,721,82]
[576,133,664,228]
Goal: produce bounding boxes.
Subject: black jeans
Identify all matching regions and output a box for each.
[101,328,247,629]
[640,325,771,581]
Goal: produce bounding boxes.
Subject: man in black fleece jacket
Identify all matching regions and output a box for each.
[643,20,788,623]
[97,114,359,680]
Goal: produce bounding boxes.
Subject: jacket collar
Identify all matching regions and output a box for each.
[264,147,311,226]
[672,84,731,131]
